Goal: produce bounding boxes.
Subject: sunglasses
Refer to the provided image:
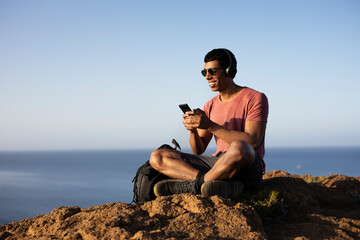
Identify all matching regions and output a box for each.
[201,68,222,77]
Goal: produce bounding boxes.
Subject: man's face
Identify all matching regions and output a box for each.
[203,60,231,92]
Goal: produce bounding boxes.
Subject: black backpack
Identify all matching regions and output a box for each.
[131,139,181,204]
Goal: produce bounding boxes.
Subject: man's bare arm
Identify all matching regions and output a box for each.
[185,109,266,150]
[183,111,212,155]
[207,120,266,150]
[189,128,212,155]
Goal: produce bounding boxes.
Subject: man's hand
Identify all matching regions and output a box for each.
[183,108,212,131]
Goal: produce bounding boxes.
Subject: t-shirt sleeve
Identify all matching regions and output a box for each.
[203,97,214,117]
[246,92,269,122]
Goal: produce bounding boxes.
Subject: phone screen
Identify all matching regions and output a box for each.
[179,104,192,114]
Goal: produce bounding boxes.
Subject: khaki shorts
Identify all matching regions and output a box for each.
[180,151,263,191]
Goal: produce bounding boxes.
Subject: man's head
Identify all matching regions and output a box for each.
[204,48,237,79]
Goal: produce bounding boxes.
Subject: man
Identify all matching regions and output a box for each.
[149,48,268,198]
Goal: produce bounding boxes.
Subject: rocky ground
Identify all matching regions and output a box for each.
[1,170,359,239]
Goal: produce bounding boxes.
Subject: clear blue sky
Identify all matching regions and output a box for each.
[1,0,359,151]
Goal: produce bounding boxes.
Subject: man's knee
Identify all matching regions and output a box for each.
[229,140,252,156]
[228,140,255,167]
[149,149,178,171]
[149,149,163,170]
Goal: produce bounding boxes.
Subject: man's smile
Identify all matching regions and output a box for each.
[208,81,216,88]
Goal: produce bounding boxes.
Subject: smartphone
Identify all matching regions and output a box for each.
[179,104,192,114]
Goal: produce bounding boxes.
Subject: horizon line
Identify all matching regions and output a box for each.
[0,145,360,153]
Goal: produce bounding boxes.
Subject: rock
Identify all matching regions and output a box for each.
[0,196,266,239]
[1,171,360,239]
[262,171,360,239]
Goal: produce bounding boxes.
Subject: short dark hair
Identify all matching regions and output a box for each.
[204,48,237,79]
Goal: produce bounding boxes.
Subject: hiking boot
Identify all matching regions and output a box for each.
[201,180,244,199]
[154,179,198,197]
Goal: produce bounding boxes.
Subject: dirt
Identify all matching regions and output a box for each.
[1,170,359,239]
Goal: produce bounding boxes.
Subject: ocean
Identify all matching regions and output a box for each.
[0,147,359,225]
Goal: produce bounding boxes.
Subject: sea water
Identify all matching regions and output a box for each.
[0,147,359,225]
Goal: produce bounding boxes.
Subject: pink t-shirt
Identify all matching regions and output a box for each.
[203,87,269,172]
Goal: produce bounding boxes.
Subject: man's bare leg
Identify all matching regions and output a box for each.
[149,149,199,180]
[204,140,255,182]
[150,140,256,198]
[198,140,256,198]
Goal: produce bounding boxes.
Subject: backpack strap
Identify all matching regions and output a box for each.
[158,139,181,151]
